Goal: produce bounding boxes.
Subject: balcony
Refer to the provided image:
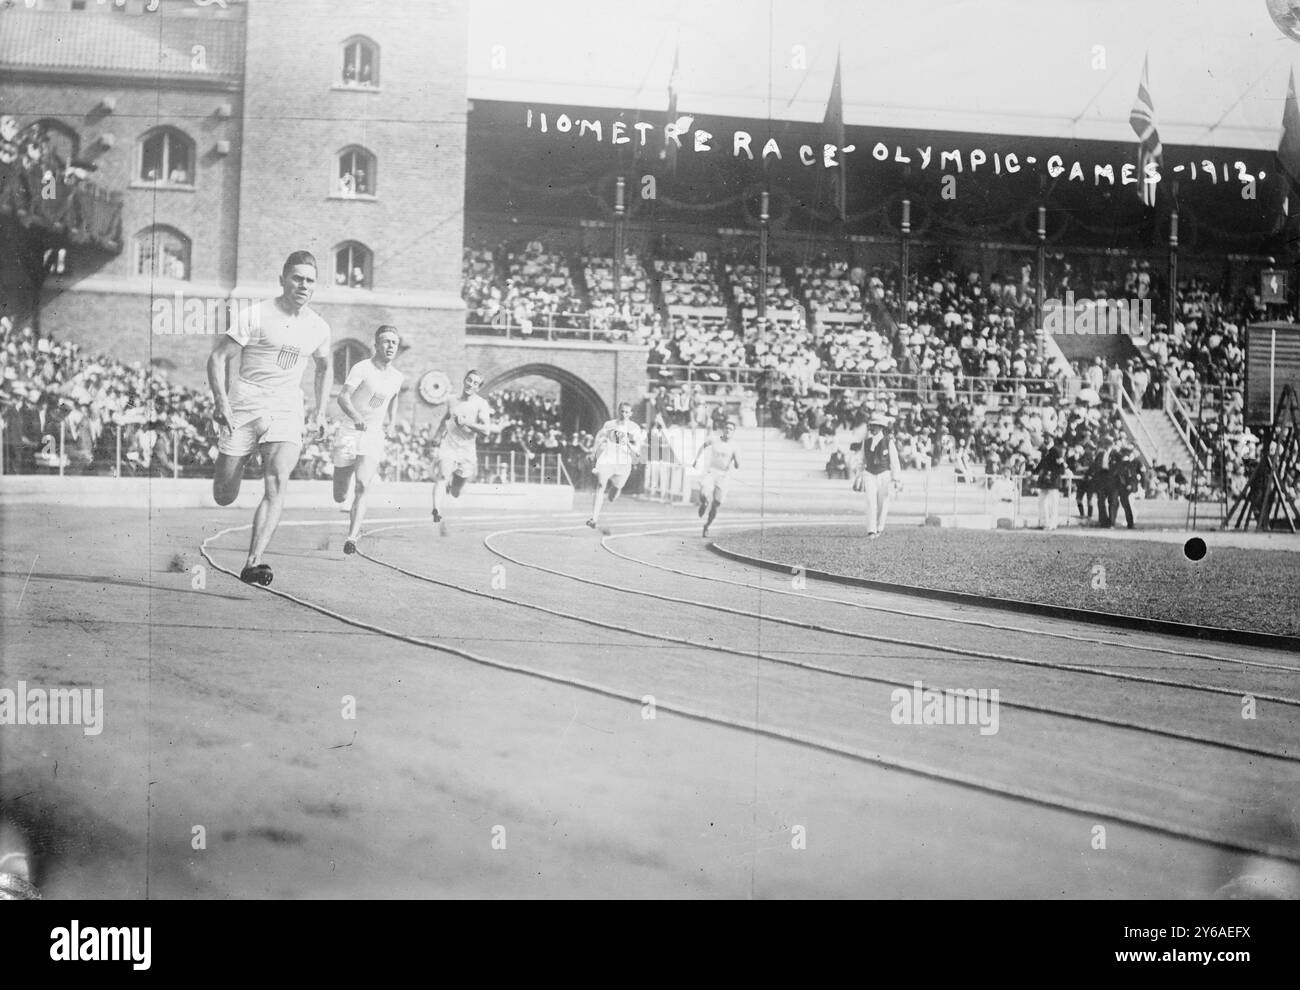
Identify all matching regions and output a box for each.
[0,156,123,253]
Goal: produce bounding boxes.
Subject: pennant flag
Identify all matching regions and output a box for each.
[1278,67,1300,217]
[823,48,846,221]
[1129,53,1163,209]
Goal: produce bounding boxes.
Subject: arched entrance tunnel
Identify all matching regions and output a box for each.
[479,362,611,436]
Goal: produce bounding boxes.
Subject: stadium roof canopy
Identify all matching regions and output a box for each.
[468,0,1300,151]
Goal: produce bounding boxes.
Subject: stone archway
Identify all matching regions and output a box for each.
[478,362,610,434]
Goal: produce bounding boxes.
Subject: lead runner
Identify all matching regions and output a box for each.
[208,250,331,585]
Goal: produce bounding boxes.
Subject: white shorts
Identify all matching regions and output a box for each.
[595,462,632,488]
[332,426,386,467]
[435,448,477,482]
[699,470,731,502]
[218,404,304,456]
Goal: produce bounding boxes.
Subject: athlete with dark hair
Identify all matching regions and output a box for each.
[333,325,404,554]
[586,401,644,529]
[431,369,493,524]
[691,419,739,538]
[208,251,331,585]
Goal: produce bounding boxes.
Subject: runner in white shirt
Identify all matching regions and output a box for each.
[333,325,404,555]
[208,251,331,586]
[691,418,740,538]
[430,369,493,524]
[586,401,645,529]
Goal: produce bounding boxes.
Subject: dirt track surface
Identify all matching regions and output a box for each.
[2,501,1298,899]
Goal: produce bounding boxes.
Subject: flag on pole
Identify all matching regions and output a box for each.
[1129,53,1163,208]
[823,48,846,221]
[1277,67,1300,217]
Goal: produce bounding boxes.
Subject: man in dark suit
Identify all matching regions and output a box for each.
[1092,441,1118,527]
[1107,444,1140,530]
[1033,436,1067,530]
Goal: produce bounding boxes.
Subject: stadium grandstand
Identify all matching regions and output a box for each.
[6,0,1300,917]
[1,0,1291,517]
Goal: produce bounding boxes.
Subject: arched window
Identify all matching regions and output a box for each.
[333,339,370,385]
[135,225,191,280]
[139,127,194,186]
[336,145,377,197]
[333,241,373,289]
[341,37,379,87]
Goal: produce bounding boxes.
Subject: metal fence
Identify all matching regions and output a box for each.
[0,420,197,478]
[465,318,643,344]
[0,421,574,487]
[647,364,1068,405]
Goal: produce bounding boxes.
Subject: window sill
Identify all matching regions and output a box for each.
[130,181,196,193]
[131,275,191,285]
[331,84,381,93]
[327,194,378,202]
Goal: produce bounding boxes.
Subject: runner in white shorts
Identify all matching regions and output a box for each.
[691,418,740,538]
[431,369,493,524]
[586,401,645,529]
[332,325,404,555]
[208,250,331,585]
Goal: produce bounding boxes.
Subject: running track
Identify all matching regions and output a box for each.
[2,501,1297,898]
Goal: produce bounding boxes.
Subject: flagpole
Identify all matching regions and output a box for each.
[613,176,625,308]
[758,190,770,321]
[1036,203,1047,345]
[900,198,911,313]
[1168,182,1179,335]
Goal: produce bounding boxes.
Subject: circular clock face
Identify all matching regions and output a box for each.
[418,370,451,405]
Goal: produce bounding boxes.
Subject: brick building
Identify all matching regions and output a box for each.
[0,0,469,415]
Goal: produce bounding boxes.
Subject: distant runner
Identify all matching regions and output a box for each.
[691,419,739,538]
[332,325,404,555]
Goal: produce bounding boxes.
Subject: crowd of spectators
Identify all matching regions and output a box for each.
[0,316,213,477]
[725,262,801,315]
[795,256,865,318]
[656,254,725,308]
[462,247,498,323]
[648,314,746,375]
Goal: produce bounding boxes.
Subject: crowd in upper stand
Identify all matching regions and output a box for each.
[2,225,1275,502]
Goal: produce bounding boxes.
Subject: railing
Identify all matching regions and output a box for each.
[0,421,574,486]
[474,450,571,486]
[1118,386,1160,471]
[642,426,707,502]
[0,420,195,478]
[1164,388,1211,468]
[647,364,1067,404]
[0,160,123,251]
[465,318,644,344]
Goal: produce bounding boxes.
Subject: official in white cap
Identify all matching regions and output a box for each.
[860,413,902,538]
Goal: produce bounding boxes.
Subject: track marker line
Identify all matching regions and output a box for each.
[198,519,1300,865]
[480,524,1300,708]
[599,526,1300,674]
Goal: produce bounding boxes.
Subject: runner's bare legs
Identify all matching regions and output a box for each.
[246,441,301,567]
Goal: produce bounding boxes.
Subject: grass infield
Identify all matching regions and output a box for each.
[717,526,1300,638]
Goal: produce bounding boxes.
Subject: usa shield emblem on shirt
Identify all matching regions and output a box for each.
[276,346,301,370]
